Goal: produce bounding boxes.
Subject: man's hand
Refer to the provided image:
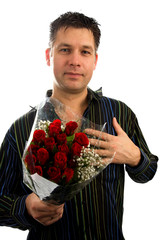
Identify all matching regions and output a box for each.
[26,193,64,226]
[85,117,141,167]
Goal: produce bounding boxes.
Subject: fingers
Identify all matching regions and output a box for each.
[32,203,64,226]
[92,149,116,166]
[85,127,116,162]
[85,118,125,140]
[25,193,64,226]
[89,138,108,149]
[85,128,111,151]
[112,117,125,136]
[33,203,64,218]
[85,128,110,141]
[94,148,115,159]
[36,206,64,226]
[44,214,63,226]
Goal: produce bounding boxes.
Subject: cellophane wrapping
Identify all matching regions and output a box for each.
[22,97,115,204]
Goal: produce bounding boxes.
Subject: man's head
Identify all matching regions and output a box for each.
[46,12,100,96]
[49,12,101,52]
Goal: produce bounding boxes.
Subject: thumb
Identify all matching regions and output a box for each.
[112,117,124,136]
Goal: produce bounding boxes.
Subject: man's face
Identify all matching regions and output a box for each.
[46,27,98,94]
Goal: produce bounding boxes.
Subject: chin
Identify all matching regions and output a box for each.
[65,86,87,94]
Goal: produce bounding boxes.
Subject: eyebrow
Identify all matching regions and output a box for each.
[82,45,94,52]
[56,43,94,52]
[57,43,71,48]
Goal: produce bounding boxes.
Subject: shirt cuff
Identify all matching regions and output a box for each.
[125,149,150,176]
[11,194,37,230]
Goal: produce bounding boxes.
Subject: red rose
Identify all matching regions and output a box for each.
[56,133,67,144]
[44,137,55,151]
[58,143,69,155]
[74,132,89,147]
[65,121,78,136]
[24,154,37,173]
[68,158,77,168]
[47,167,61,183]
[25,154,37,165]
[54,152,67,169]
[48,123,61,137]
[71,142,82,157]
[28,144,40,155]
[37,148,49,165]
[52,119,61,126]
[33,129,46,143]
[35,166,43,176]
[62,168,74,183]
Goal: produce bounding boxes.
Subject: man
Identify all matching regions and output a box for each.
[0,12,158,240]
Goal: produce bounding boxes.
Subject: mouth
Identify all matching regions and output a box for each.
[64,72,83,78]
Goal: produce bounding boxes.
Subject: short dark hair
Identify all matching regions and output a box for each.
[49,12,101,51]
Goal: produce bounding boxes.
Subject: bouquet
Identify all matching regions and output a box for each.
[22,98,114,204]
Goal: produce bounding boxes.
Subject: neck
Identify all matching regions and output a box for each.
[51,87,88,116]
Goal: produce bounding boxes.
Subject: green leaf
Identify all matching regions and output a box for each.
[67,134,75,143]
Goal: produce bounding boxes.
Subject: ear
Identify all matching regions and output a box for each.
[94,53,98,70]
[45,48,51,66]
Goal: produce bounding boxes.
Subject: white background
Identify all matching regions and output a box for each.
[0,0,159,239]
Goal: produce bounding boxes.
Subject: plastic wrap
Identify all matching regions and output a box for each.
[22,97,115,204]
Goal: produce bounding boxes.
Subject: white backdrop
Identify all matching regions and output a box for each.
[0,0,159,239]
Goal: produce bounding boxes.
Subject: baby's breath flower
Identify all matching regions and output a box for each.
[74,146,103,183]
[61,124,65,132]
[37,120,51,136]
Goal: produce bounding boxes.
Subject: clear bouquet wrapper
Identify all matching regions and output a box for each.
[22,97,115,204]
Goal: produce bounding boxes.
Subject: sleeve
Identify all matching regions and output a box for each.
[125,115,158,183]
[0,122,37,230]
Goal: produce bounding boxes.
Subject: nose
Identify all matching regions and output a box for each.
[68,51,81,67]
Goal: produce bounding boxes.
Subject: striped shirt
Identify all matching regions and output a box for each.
[0,88,158,240]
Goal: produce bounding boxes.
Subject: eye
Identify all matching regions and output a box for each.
[82,50,91,55]
[60,48,70,53]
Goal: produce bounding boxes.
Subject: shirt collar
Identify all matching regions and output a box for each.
[87,87,103,103]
